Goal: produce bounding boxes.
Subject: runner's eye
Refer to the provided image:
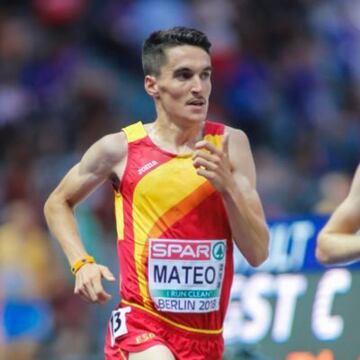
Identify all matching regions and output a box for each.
[201,71,211,80]
[174,70,193,80]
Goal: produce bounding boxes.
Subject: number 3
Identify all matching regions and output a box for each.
[112,311,122,332]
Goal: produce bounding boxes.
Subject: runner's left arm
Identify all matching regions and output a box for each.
[192,128,269,267]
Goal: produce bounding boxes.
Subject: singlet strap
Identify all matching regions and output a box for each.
[204,120,225,136]
[122,121,147,143]
[204,121,225,149]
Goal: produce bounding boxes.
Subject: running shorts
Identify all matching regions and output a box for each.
[104,304,224,360]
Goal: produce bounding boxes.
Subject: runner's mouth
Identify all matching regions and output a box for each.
[186,99,206,106]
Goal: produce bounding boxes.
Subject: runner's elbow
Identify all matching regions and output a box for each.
[248,246,269,267]
[44,191,72,220]
[247,237,269,267]
[315,246,337,265]
[256,230,270,265]
[44,193,54,217]
[315,235,334,265]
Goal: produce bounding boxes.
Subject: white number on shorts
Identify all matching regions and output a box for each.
[109,307,131,347]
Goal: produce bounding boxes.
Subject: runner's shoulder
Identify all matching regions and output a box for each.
[224,125,247,139]
[95,131,128,165]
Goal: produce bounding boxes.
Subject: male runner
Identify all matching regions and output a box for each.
[44,27,269,360]
[316,165,360,265]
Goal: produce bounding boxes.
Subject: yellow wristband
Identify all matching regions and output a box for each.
[71,255,95,275]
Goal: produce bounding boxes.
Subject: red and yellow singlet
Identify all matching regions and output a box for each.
[115,120,233,335]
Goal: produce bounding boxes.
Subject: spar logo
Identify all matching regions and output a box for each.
[150,240,212,260]
[212,242,225,260]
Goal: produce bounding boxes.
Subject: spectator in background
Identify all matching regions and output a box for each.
[313,170,352,214]
[0,201,63,360]
[316,165,360,265]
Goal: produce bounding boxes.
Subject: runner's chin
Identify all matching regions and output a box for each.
[185,105,207,122]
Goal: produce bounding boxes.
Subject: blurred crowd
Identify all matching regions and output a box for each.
[0,0,359,359]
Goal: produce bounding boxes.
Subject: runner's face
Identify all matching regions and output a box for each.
[154,45,212,123]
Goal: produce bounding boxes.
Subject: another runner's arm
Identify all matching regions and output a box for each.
[44,132,127,303]
[316,165,360,265]
[193,128,269,267]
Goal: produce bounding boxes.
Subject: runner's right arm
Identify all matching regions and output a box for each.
[44,132,128,303]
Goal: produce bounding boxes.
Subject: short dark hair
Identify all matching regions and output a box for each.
[142,26,211,77]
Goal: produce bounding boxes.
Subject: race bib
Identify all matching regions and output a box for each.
[109,307,131,347]
[148,239,226,313]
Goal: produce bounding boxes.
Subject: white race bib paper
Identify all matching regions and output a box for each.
[109,306,131,347]
[148,239,226,313]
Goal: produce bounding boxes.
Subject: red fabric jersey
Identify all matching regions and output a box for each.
[114,120,233,335]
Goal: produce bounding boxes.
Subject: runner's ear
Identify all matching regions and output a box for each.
[144,75,159,97]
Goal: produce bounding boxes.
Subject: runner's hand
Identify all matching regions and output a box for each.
[192,134,233,192]
[74,263,115,304]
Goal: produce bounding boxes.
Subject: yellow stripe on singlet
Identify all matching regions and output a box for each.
[122,121,147,142]
[118,349,127,360]
[114,191,124,240]
[204,134,223,149]
[132,158,210,309]
[121,300,223,335]
[148,181,215,238]
[114,121,146,241]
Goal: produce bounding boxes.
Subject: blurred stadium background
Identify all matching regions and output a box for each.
[0,0,359,359]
